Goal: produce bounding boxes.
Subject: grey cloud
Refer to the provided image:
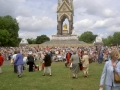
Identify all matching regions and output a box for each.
[74,0,120,18]
[0,0,22,17]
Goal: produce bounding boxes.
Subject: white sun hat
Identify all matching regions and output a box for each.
[28,51,32,54]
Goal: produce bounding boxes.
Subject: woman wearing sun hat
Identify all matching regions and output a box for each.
[81,51,90,77]
[27,51,35,72]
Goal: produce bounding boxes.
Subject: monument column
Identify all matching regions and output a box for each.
[69,21,73,35]
[57,21,62,35]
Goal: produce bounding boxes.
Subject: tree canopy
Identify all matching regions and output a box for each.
[0,15,19,46]
[78,31,97,43]
[36,35,50,44]
[103,32,120,46]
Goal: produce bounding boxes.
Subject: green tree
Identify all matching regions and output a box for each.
[0,15,19,46]
[112,32,120,45]
[103,35,114,46]
[103,32,120,46]
[27,38,36,44]
[0,29,10,46]
[78,31,96,43]
[36,35,50,44]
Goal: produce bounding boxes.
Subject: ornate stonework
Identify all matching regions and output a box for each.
[19,38,28,47]
[52,35,78,41]
[57,0,74,35]
[51,0,78,41]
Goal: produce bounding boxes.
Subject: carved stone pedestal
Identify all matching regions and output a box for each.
[94,42,104,46]
[62,30,68,35]
[51,35,78,41]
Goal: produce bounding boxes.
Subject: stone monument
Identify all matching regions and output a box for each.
[94,34,104,46]
[42,0,87,46]
[51,0,78,41]
[19,38,28,47]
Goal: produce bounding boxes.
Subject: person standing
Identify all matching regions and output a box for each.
[98,50,104,64]
[23,53,28,70]
[66,50,72,67]
[27,51,35,72]
[70,51,80,79]
[40,51,45,71]
[12,50,18,73]
[43,51,52,76]
[99,50,120,90]
[14,50,24,78]
[81,51,90,77]
[0,52,4,74]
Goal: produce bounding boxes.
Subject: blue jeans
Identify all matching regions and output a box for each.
[98,58,103,64]
[106,85,119,90]
[17,64,23,75]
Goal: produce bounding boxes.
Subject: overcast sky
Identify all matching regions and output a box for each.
[0,0,120,39]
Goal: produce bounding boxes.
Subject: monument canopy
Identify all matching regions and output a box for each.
[41,0,90,46]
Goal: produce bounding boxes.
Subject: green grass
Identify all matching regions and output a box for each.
[0,62,104,90]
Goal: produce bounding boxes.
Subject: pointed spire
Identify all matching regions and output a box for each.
[71,0,74,15]
[58,0,60,5]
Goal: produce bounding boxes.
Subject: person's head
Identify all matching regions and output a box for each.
[45,50,49,54]
[17,50,20,53]
[23,53,28,57]
[110,50,119,60]
[67,50,70,53]
[73,51,76,54]
[14,50,17,54]
[84,51,88,55]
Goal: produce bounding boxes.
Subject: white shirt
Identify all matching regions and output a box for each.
[12,54,17,61]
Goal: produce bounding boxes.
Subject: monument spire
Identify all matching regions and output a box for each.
[58,0,60,6]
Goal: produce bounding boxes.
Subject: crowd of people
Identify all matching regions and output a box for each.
[0,45,120,89]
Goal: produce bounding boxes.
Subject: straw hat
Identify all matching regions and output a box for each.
[84,51,88,54]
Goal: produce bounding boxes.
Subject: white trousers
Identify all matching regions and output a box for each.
[0,66,2,73]
[44,66,51,74]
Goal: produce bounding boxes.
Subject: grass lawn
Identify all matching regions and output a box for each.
[0,61,104,90]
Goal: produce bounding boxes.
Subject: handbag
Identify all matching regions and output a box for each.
[89,56,92,63]
[114,72,120,83]
[89,58,92,63]
[114,61,120,83]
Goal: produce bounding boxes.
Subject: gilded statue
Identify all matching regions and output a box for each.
[63,23,67,30]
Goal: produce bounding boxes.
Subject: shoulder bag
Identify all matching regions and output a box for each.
[89,55,92,64]
[114,61,120,83]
